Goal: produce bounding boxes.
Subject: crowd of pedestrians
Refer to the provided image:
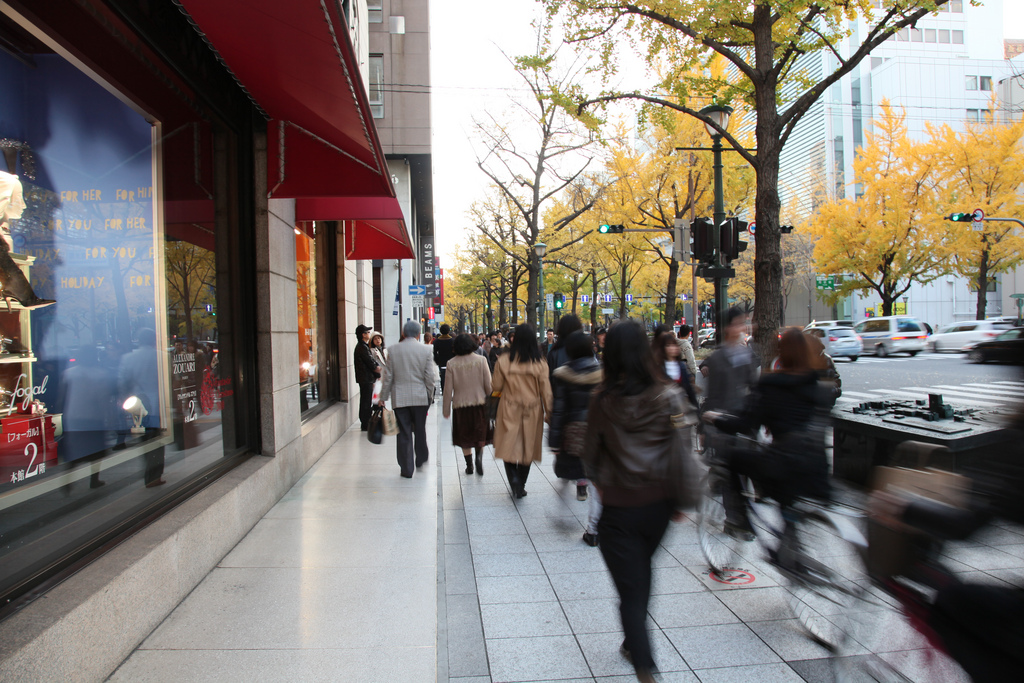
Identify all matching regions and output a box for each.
[361,306,864,682]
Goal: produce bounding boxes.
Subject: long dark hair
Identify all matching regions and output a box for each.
[508,323,543,363]
[551,314,583,352]
[600,320,659,396]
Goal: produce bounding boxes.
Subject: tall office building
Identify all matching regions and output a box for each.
[367,0,434,343]
[778,0,1019,325]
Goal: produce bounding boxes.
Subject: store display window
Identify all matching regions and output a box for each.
[0,11,252,608]
[296,221,337,416]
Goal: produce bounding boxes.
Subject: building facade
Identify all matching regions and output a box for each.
[778,0,1023,328]
[0,2,417,679]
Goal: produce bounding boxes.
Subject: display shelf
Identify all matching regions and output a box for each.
[0,353,35,364]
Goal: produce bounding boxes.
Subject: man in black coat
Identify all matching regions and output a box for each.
[432,323,455,390]
[354,324,380,430]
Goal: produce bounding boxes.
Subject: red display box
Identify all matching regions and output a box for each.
[0,414,58,486]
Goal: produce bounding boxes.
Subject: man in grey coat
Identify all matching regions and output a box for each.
[379,320,440,478]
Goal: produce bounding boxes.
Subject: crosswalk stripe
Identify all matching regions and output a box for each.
[956,383,1023,397]
[993,380,1024,387]
[840,391,878,400]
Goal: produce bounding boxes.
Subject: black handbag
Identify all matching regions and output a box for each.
[367,405,384,445]
[485,391,501,421]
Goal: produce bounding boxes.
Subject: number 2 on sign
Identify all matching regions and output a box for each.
[25,443,38,478]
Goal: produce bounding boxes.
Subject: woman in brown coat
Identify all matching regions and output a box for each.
[492,323,552,499]
[443,334,492,476]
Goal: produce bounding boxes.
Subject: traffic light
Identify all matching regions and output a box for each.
[946,212,979,223]
[553,293,564,310]
[720,218,749,262]
[690,218,714,263]
[598,223,625,234]
[779,224,794,234]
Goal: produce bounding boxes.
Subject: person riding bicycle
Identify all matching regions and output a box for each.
[702,328,832,543]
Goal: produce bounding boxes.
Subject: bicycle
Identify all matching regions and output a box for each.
[696,433,870,653]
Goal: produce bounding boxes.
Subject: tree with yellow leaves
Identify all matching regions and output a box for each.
[807,103,949,316]
[928,115,1024,319]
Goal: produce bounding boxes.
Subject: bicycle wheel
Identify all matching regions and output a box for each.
[783,510,869,653]
[696,467,745,574]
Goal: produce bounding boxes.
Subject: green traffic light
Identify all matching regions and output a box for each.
[947,213,973,223]
[599,224,610,234]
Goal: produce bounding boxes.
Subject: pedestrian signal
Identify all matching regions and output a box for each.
[598,224,625,234]
[553,294,564,310]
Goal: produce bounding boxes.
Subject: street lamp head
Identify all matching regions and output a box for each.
[534,242,547,258]
[698,104,733,138]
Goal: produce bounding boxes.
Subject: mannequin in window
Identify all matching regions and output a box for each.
[0,143,54,309]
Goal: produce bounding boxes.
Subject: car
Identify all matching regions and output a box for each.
[699,331,717,349]
[967,327,1024,364]
[697,327,715,345]
[928,320,1014,353]
[805,326,862,361]
[804,320,855,331]
[853,316,928,357]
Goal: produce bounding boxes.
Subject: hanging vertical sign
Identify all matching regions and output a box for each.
[393,280,400,316]
[420,236,435,297]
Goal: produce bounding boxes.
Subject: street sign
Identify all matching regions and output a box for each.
[748,222,756,236]
[409,285,426,296]
[580,294,590,303]
[411,295,424,307]
[815,275,835,291]
[972,208,985,232]
[625,294,633,303]
[601,308,614,314]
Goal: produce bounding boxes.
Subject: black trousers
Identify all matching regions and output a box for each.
[395,405,430,476]
[598,499,673,672]
[358,381,374,429]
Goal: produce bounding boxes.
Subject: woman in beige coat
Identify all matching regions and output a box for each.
[443,333,492,476]
[492,323,552,499]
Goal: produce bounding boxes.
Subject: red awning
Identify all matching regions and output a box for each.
[178,0,413,259]
[297,197,414,260]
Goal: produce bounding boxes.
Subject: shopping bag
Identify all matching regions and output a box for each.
[371,379,383,404]
[381,406,399,436]
[367,405,384,444]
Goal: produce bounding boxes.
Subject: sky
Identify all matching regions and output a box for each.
[429,0,1024,264]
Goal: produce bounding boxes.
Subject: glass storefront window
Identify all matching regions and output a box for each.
[296,224,320,412]
[0,11,251,609]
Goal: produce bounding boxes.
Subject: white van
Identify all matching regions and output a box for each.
[853,316,928,357]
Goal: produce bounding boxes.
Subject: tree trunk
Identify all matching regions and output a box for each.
[976,246,989,320]
[664,257,679,324]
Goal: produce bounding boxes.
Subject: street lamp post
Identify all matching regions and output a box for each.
[534,242,547,331]
[699,103,733,338]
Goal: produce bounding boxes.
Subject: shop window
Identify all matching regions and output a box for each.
[0,10,253,609]
[369,54,385,119]
[295,222,337,415]
[367,0,383,23]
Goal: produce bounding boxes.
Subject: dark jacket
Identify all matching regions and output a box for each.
[712,371,831,501]
[549,356,602,451]
[547,346,570,378]
[354,340,378,385]
[582,383,696,509]
[433,335,455,368]
[663,359,699,409]
[487,345,505,373]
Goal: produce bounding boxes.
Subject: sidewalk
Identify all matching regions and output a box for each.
[110,410,1024,682]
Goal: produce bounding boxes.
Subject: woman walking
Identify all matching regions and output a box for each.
[582,320,697,683]
[549,331,603,545]
[652,329,699,409]
[492,323,552,499]
[443,333,492,476]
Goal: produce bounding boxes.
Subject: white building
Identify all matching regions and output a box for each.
[780,0,1023,328]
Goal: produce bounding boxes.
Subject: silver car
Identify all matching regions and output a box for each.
[806,326,862,361]
[853,316,928,357]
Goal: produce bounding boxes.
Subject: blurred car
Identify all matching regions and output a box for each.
[805,326,862,361]
[967,327,1024,364]
[697,328,715,346]
[853,316,928,357]
[804,320,854,331]
[699,330,717,349]
[928,320,1014,353]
